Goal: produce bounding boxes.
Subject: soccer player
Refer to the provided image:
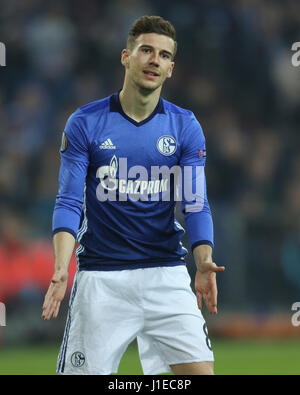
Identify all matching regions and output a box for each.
[42,15,225,375]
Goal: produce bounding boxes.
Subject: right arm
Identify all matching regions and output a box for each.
[42,112,89,320]
[42,232,75,320]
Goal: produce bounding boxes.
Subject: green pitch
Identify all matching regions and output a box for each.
[0,339,299,375]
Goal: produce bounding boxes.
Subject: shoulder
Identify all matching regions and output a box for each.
[162,98,194,118]
[77,95,111,116]
[65,95,111,136]
[69,95,111,123]
[162,98,204,138]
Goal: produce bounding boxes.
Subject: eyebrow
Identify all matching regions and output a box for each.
[140,44,173,58]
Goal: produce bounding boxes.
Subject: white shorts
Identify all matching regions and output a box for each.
[57,265,214,375]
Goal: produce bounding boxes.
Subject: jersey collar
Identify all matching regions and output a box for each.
[110,90,165,127]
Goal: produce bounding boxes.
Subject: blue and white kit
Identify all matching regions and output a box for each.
[53,91,214,271]
[54,91,215,374]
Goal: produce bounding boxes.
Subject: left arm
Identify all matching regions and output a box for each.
[180,113,225,314]
[193,244,224,314]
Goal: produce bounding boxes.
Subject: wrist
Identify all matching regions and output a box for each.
[54,264,69,274]
[193,244,213,267]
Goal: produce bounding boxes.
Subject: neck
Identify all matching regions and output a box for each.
[119,79,161,122]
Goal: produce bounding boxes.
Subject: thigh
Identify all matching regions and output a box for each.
[57,270,143,375]
[138,266,214,374]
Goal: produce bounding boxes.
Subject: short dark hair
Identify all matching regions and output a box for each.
[127,15,177,59]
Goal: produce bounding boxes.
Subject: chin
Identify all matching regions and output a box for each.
[137,80,162,93]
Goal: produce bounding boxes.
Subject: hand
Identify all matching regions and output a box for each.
[42,269,68,320]
[195,261,225,314]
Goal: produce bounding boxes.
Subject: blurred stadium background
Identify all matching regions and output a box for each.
[0,0,299,375]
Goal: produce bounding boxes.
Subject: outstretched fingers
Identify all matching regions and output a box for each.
[42,284,60,320]
[196,290,203,310]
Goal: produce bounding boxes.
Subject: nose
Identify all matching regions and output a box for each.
[149,50,160,67]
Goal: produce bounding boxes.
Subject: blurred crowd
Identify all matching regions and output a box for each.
[0,0,299,316]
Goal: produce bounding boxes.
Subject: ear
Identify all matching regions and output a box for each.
[121,48,130,68]
[167,61,175,78]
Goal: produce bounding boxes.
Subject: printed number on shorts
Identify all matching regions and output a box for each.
[203,323,212,351]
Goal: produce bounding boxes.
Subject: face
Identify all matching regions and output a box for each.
[121,33,175,92]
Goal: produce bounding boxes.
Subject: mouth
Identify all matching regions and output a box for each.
[143,70,160,79]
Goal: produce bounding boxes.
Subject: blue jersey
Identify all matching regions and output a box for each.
[52,92,214,271]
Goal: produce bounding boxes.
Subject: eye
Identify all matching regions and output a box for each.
[142,47,151,53]
[161,53,171,59]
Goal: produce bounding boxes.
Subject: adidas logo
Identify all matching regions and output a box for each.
[99,138,116,149]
